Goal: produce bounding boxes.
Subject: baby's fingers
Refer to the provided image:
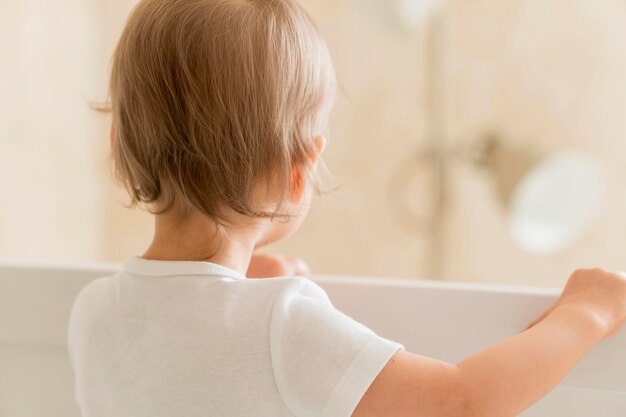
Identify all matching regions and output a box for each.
[247,253,310,278]
[287,257,310,276]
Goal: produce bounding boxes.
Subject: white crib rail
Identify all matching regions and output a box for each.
[1,262,625,417]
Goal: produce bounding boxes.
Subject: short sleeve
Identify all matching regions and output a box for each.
[269,278,404,417]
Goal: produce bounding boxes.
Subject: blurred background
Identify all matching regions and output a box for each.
[2,0,626,287]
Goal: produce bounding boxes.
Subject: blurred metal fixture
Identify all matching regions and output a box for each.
[389,134,606,261]
[360,0,449,278]
[469,135,605,255]
[363,1,605,276]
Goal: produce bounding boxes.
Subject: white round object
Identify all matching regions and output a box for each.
[507,152,605,255]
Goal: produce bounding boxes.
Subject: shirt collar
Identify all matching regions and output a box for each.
[123,256,247,281]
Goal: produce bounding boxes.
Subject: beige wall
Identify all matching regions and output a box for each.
[0,0,105,261]
[3,0,626,287]
[442,0,626,286]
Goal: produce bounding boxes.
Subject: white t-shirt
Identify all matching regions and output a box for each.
[68,257,403,417]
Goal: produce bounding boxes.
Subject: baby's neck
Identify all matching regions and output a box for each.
[142,209,262,276]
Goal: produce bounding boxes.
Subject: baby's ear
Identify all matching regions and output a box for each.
[288,163,305,204]
[289,136,326,203]
[309,135,326,165]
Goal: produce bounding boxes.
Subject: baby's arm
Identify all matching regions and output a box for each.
[353,268,626,417]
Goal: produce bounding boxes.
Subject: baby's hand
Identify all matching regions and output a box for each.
[247,253,310,278]
[528,268,626,338]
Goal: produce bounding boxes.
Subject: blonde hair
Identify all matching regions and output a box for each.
[108,0,336,223]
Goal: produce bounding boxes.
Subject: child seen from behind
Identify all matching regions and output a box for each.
[69,1,626,416]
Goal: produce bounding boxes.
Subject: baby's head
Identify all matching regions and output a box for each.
[109,0,335,244]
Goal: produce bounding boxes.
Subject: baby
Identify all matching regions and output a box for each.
[68,0,626,416]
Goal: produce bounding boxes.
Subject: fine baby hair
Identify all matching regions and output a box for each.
[108,0,336,223]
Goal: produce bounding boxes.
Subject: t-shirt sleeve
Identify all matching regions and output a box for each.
[269,277,404,417]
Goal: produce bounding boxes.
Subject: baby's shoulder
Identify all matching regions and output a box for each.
[72,274,117,308]
[246,275,326,298]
